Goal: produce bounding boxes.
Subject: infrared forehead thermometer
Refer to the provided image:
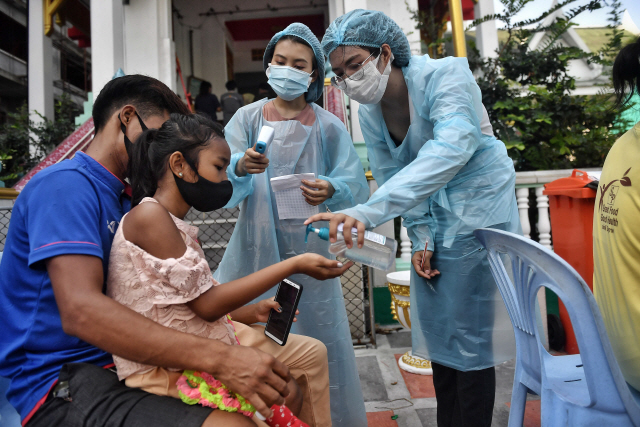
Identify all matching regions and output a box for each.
[255,125,275,154]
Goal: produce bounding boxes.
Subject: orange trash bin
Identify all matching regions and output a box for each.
[543,169,597,354]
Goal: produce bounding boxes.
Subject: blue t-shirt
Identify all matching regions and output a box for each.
[0,152,125,422]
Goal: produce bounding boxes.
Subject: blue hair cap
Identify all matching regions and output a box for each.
[263,23,326,103]
[322,9,411,67]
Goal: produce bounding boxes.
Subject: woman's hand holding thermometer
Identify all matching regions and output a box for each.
[236,126,274,176]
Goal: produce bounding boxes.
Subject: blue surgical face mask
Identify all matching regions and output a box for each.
[265,64,313,101]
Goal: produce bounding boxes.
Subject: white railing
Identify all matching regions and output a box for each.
[513,168,601,249]
[398,168,602,260]
[517,186,551,244]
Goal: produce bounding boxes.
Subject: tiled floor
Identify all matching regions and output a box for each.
[356,330,541,427]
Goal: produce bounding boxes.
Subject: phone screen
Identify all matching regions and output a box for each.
[265,280,301,344]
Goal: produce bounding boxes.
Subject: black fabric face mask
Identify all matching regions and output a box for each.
[173,168,233,212]
[119,111,148,155]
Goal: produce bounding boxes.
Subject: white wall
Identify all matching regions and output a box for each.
[328,0,345,21]
[232,40,270,74]
[344,0,367,11]
[173,24,203,78]
[91,0,125,96]
[28,0,54,123]
[173,0,228,99]
[123,0,175,91]
[474,0,499,58]
[199,17,228,98]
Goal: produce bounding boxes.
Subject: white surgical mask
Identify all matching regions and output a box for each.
[266,65,313,101]
[343,53,393,105]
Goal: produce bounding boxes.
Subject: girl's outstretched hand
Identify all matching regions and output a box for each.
[254,297,299,323]
[296,253,353,280]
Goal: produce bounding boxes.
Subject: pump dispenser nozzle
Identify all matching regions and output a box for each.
[305,224,330,243]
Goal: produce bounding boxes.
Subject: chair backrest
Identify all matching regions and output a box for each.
[475,230,542,393]
[475,228,640,419]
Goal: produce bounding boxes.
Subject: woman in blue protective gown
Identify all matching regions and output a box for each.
[214,23,369,427]
[307,10,521,427]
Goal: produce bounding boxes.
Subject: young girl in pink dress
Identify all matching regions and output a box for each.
[107,113,351,426]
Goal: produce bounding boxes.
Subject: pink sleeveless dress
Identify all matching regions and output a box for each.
[107,197,254,416]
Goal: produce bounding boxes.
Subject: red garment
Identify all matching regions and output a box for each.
[266,404,309,427]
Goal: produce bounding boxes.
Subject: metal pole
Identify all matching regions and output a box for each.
[367,266,377,348]
[189,29,194,77]
[448,0,467,57]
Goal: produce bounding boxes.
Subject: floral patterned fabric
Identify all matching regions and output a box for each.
[107,197,238,380]
[177,370,255,417]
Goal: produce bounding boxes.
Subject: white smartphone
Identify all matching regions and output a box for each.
[264,279,303,346]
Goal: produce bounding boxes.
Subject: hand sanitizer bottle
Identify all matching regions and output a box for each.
[306,224,397,270]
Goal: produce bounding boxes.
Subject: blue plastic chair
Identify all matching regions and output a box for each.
[475,228,640,427]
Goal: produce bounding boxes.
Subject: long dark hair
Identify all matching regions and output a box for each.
[128,113,225,206]
[613,37,640,108]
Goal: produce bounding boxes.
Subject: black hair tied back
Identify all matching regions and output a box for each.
[128,113,225,207]
[128,128,159,207]
[613,37,640,108]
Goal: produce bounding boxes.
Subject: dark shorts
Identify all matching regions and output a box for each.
[26,363,213,427]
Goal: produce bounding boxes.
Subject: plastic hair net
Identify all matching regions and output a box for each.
[322,9,411,67]
[263,23,326,103]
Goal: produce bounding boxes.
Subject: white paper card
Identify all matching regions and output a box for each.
[270,173,319,220]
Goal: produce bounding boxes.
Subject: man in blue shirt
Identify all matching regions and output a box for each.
[0,75,295,426]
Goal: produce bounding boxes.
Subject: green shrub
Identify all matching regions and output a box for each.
[410,0,631,171]
[0,94,81,186]
[470,0,629,171]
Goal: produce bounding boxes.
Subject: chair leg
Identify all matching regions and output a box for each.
[507,381,529,427]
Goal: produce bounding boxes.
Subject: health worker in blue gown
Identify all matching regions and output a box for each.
[214,23,369,427]
[307,10,520,427]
